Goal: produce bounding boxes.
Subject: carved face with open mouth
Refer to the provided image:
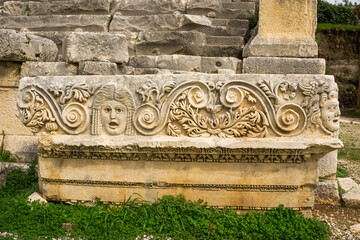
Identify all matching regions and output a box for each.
[101,100,128,135]
[321,97,341,132]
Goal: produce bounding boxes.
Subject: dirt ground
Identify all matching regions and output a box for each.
[313,121,360,240]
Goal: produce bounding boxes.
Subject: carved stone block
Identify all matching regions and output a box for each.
[16,74,342,211]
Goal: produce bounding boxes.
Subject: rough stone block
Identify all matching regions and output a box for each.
[4,0,110,16]
[0,29,57,62]
[134,31,206,56]
[200,45,242,57]
[79,61,117,75]
[206,36,244,46]
[338,178,359,192]
[314,180,340,205]
[110,14,211,33]
[111,0,186,15]
[0,15,109,32]
[129,55,157,68]
[201,57,239,73]
[21,62,78,77]
[0,87,33,135]
[133,68,172,75]
[63,32,128,63]
[156,55,201,72]
[28,192,47,204]
[0,62,21,87]
[3,135,38,162]
[187,1,255,19]
[242,57,326,74]
[342,185,360,208]
[318,150,337,179]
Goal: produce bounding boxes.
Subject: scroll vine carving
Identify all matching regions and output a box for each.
[17,77,340,136]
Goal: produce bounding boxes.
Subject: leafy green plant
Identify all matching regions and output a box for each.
[0,150,18,163]
[336,167,350,178]
[347,84,355,92]
[249,11,259,30]
[338,182,346,195]
[24,4,31,15]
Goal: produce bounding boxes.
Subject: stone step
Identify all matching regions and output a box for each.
[201,45,242,57]
[109,14,247,37]
[206,36,244,46]
[222,1,256,10]
[187,2,255,19]
[110,0,186,16]
[0,15,109,32]
[210,19,249,28]
[2,1,110,16]
[128,55,240,73]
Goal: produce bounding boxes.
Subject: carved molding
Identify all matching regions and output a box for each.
[40,178,299,192]
[39,144,310,163]
[17,78,340,137]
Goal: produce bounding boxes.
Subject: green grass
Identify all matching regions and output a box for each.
[317,23,360,31]
[336,167,350,178]
[0,161,332,240]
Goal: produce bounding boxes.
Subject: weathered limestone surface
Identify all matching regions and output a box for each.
[2,135,38,162]
[314,180,340,205]
[133,31,206,56]
[111,0,186,15]
[243,57,326,74]
[243,0,318,57]
[338,178,359,192]
[0,29,57,62]
[62,32,128,63]
[21,62,78,78]
[318,150,337,179]
[128,55,239,73]
[0,87,33,135]
[16,74,342,209]
[0,62,21,87]
[201,57,239,73]
[28,192,48,204]
[79,61,117,75]
[0,15,109,32]
[342,186,360,208]
[4,0,110,16]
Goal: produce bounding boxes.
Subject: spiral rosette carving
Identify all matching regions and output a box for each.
[188,86,210,109]
[61,103,89,134]
[276,104,306,135]
[220,86,244,109]
[134,104,160,134]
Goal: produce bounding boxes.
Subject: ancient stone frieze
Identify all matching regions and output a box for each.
[38,144,308,163]
[40,178,299,192]
[17,75,340,137]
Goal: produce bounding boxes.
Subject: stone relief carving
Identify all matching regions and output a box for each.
[91,85,135,135]
[38,144,309,163]
[40,177,299,192]
[17,78,340,137]
[299,81,340,135]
